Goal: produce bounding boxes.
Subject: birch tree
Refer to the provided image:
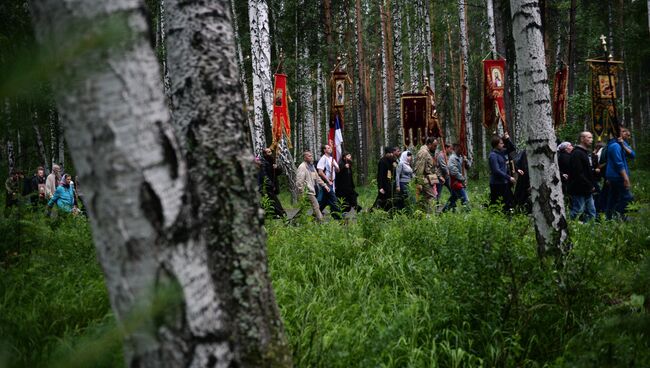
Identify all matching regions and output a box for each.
[458,0,474,162]
[380,1,390,147]
[230,0,255,141]
[249,0,297,199]
[486,0,498,56]
[392,0,404,145]
[248,0,271,156]
[355,0,368,182]
[510,0,569,256]
[31,109,49,172]
[30,0,291,366]
[300,47,316,154]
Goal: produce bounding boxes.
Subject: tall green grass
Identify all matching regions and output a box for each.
[1,171,649,367]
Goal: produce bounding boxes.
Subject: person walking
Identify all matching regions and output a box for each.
[24,166,47,206]
[335,152,362,213]
[557,142,573,196]
[443,144,469,212]
[488,136,516,213]
[395,151,415,210]
[435,143,452,201]
[45,164,61,200]
[259,147,286,219]
[316,144,342,219]
[568,131,597,222]
[296,150,328,221]
[414,138,438,211]
[605,131,634,220]
[47,174,78,214]
[373,146,398,212]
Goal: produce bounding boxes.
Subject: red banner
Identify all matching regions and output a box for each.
[272,73,291,148]
[552,67,568,129]
[482,59,507,132]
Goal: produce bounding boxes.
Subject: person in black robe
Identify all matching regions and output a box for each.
[335,152,361,213]
[372,147,398,212]
[258,147,286,219]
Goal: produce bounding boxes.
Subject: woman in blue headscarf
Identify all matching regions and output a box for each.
[47,174,77,214]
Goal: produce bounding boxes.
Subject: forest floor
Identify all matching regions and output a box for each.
[1,170,649,367]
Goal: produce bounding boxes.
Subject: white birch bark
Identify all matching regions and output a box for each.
[392,0,404,145]
[230,0,255,144]
[458,0,474,162]
[648,0,650,36]
[48,100,57,169]
[248,0,271,155]
[57,120,64,172]
[510,0,569,256]
[423,0,435,92]
[300,47,315,154]
[249,0,297,199]
[30,1,188,365]
[486,0,498,56]
[380,1,389,147]
[405,9,416,89]
[158,0,172,99]
[165,0,291,365]
[6,141,14,175]
[31,109,50,172]
[316,62,323,148]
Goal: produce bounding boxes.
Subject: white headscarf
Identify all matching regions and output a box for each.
[399,151,411,165]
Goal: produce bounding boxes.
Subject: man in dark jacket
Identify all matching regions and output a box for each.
[568,132,596,221]
[23,166,47,206]
[373,146,398,211]
[488,136,516,212]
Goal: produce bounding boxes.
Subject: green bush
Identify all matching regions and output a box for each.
[1,170,649,367]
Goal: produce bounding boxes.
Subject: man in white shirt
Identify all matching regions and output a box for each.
[316,144,341,219]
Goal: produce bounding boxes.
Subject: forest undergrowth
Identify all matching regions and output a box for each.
[1,171,649,367]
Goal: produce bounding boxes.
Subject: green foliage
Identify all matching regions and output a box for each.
[1,171,650,367]
[0,206,121,367]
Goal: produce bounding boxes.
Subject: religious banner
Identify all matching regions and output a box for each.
[424,85,442,138]
[552,66,568,129]
[401,93,428,147]
[588,59,623,142]
[272,73,291,148]
[482,59,507,131]
[330,63,349,159]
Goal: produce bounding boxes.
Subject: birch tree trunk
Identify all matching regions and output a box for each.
[300,47,315,154]
[6,141,14,175]
[423,0,435,91]
[392,0,404,145]
[486,0,498,56]
[510,0,569,257]
[57,119,64,172]
[31,109,49,172]
[647,0,650,36]
[355,0,368,183]
[249,0,297,199]
[230,0,255,144]
[165,0,291,365]
[31,0,291,366]
[316,63,323,148]
[405,9,415,89]
[48,100,57,169]
[380,1,390,147]
[458,0,474,162]
[248,0,271,155]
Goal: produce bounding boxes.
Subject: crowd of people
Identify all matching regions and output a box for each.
[259,126,636,223]
[4,164,82,216]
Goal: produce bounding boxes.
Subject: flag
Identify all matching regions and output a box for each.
[272,73,291,149]
[482,59,507,131]
[328,112,343,162]
[552,66,568,129]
